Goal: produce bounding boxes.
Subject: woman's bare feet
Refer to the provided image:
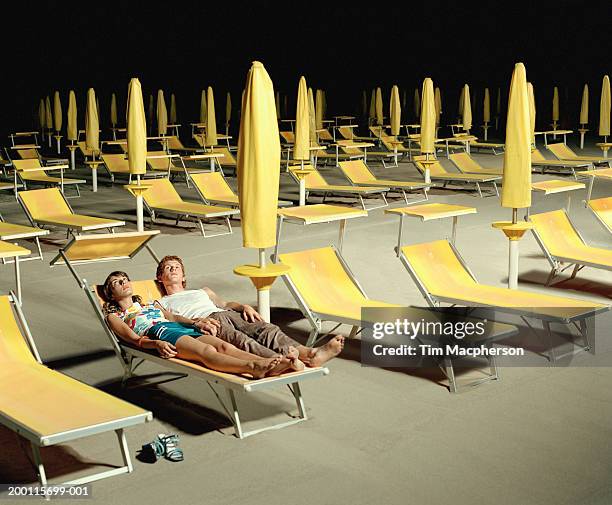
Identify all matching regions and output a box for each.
[267,355,306,376]
[307,335,345,367]
[285,346,300,360]
[250,357,282,379]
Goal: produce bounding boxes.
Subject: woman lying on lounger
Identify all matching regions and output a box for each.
[102,271,303,379]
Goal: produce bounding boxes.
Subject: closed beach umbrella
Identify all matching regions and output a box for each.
[579,84,589,125]
[552,86,559,123]
[502,63,531,210]
[205,86,217,146]
[462,84,472,132]
[38,99,46,131]
[275,90,280,119]
[200,89,207,123]
[315,89,324,130]
[85,88,99,153]
[147,94,154,132]
[362,90,367,117]
[45,96,52,130]
[170,93,177,124]
[294,77,309,161]
[420,78,435,155]
[413,88,420,120]
[127,79,147,176]
[237,60,280,249]
[527,82,536,146]
[434,87,442,125]
[307,87,317,143]
[369,89,376,122]
[498,63,531,290]
[390,85,401,136]
[375,87,383,126]
[225,92,231,128]
[110,93,118,127]
[53,91,62,133]
[127,78,148,232]
[483,88,491,124]
[599,75,610,139]
[156,90,168,136]
[67,90,77,142]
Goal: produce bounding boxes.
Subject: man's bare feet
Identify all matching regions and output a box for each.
[250,357,282,379]
[308,335,345,367]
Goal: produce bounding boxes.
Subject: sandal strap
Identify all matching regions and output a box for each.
[158,434,184,462]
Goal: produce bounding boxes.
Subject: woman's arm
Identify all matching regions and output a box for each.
[106,313,176,357]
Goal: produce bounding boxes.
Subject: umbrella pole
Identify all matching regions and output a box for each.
[508,208,519,290]
[257,248,271,322]
[55,134,61,154]
[136,175,144,232]
[299,160,306,206]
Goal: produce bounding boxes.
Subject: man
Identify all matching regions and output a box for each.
[156,255,344,367]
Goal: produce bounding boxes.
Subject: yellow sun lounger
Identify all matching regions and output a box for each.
[9,144,67,165]
[12,158,85,197]
[529,209,612,285]
[547,143,612,167]
[145,151,210,185]
[288,165,389,210]
[449,152,503,176]
[531,148,592,178]
[141,178,238,237]
[100,153,131,181]
[278,246,518,392]
[337,126,374,142]
[189,172,292,209]
[413,157,500,197]
[0,293,152,486]
[468,140,505,155]
[18,187,125,235]
[338,160,430,204]
[588,197,612,234]
[0,213,49,262]
[398,239,608,360]
[51,231,328,439]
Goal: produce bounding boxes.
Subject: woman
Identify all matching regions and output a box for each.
[102,271,303,378]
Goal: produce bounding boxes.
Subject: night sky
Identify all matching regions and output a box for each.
[4,1,610,137]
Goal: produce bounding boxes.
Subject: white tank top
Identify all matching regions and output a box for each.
[159,289,223,319]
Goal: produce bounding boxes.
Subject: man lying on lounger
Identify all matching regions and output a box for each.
[156,255,344,367]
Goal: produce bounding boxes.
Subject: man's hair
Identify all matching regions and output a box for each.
[156,255,187,288]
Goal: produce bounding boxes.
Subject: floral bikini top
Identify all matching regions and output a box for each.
[118,302,167,336]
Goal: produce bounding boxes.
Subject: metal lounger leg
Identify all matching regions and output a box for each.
[228,389,245,439]
[444,357,458,393]
[288,382,307,420]
[31,443,48,487]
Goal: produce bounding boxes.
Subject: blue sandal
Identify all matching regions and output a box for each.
[158,433,184,462]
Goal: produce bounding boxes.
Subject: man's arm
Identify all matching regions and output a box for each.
[204,287,262,322]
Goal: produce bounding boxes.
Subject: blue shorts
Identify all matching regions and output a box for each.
[146,322,201,346]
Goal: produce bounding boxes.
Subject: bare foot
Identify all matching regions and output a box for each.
[285,346,300,360]
[308,335,345,367]
[267,356,299,377]
[250,357,281,379]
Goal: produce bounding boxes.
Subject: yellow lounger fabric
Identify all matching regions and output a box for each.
[531,148,590,167]
[289,166,387,193]
[19,188,124,230]
[13,159,85,185]
[190,172,239,205]
[449,152,503,175]
[0,297,148,442]
[143,178,236,217]
[101,153,131,174]
[401,240,605,319]
[588,197,612,232]
[548,143,609,163]
[278,247,399,322]
[414,159,499,182]
[338,160,427,189]
[530,210,612,268]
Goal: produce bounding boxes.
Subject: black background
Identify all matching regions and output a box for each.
[4,0,610,137]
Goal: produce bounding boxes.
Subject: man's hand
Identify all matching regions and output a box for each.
[242,304,262,322]
[193,317,221,336]
[155,341,177,359]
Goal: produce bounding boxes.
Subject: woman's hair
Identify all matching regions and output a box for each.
[101,271,142,316]
[156,255,187,289]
